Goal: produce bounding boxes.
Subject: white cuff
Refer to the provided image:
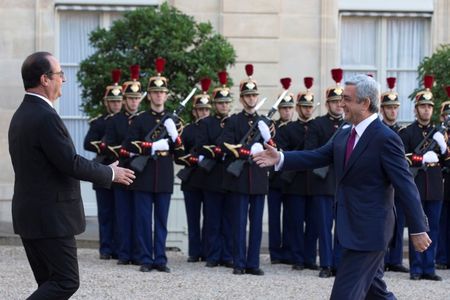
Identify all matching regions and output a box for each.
[110,166,115,181]
[274,152,284,171]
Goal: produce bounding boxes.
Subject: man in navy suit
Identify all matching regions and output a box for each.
[254,74,431,299]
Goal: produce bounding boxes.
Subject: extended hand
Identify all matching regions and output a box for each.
[109,161,135,185]
[252,143,280,167]
[410,232,431,253]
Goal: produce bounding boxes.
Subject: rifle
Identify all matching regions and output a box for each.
[226,91,288,177]
[129,88,196,173]
[409,116,450,177]
[281,121,349,183]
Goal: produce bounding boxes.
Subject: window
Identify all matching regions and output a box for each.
[57,9,126,158]
[340,14,431,122]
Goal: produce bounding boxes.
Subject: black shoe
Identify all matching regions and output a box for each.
[117,260,130,265]
[233,268,245,275]
[435,263,448,270]
[410,274,421,280]
[111,254,118,260]
[421,273,442,281]
[131,260,140,266]
[139,264,153,272]
[100,254,112,260]
[220,261,234,268]
[205,261,219,268]
[331,268,337,276]
[271,259,282,264]
[246,268,264,276]
[387,264,409,273]
[305,263,319,270]
[153,265,171,273]
[292,264,305,271]
[319,267,333,278]
[187,256,200,263]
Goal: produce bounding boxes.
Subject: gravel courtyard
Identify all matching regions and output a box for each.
[0,245,449,299]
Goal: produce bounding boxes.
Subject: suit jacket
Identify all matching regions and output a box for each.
[282,117,428,251]
[8,94,112,239]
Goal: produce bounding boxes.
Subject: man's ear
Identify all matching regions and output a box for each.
[40,74,49,87]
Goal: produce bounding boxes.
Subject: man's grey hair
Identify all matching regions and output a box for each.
[345,74,380,113]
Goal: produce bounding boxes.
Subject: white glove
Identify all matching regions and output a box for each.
[433,131,447,154]
[164,118,178,143]
[422,151,439,165]
[151,138,169,155]
[198,155,204,162]
[250,142,264,155]
[258,120,271,143]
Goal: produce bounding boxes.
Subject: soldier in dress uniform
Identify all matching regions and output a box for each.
[83,69,123,260]
[195,71,234,268]
[380,77,409,273]
[304,69,345,278]
[399,75,447,281]
[277,77,316,271]
[268,78,295,264]
[219,64,275,275]
[436,87,450,270]
[177,78,212,262]
[104,65,143,265]
[122,57,184,273]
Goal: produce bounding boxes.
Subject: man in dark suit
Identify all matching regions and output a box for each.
[254,74,431,299]
[9,52,135,300]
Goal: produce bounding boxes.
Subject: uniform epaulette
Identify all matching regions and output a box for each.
[88,114,102,124]
[104,113,114,120]
[278,120,291,128]
[398,126,406,133]
[135,111,146,116]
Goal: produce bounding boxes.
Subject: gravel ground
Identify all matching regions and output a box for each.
[0,245,449,300]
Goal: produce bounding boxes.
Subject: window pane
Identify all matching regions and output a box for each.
[59,11,100,63]
[386,71,419,123]
[341,17,378,68]
[59,66,83,116]
[387,18,431,69]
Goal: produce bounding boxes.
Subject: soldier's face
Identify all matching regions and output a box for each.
[381,105,399,123]
[415,104,433,122]
[278,107,294,121]
[214,102,230,115]
[242,94,258,109]
[107,100,122,114]
[194,107,210,120]
[124,96,142,112]
[149,91,168,107]
[326,100,344,117]
[296,105,313,120]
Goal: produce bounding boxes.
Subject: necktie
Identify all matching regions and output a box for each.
[345,128,357,165]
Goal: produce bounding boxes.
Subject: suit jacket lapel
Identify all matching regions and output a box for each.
[334,127,350,181]
[341,118,382,179]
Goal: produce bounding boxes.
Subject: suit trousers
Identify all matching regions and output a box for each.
[330,248,396,300]
[183,190,205,259]
[267,188,291,262]
[21,236,80,300]
[203,190,233,263]
[134,191,171,266]
[230,193,265,269]
[95,187,116,256]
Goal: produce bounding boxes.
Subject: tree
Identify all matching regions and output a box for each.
[78,2,236,121]
[410,44,450,122]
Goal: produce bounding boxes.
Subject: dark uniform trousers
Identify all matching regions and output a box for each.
[384,196,406,266]
[183,189,206,259]
[96,188,117,257]
[437,170,450,266]
[401,121,444,276]
[22,237,79,300]
[267,187,290,262]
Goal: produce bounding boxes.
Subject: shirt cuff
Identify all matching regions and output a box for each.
[410,232,425,235]
[110,166,115,181]
[274,152,284,171]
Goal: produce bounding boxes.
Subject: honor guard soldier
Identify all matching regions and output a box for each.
[277,77,316,271]
[219,64,275,275]
[104,65,143,265]
[122,57,184,273]
[304,69,345,277]
[268,78,294,264]
[436,87,450,270]
[195,71,234,268]
[380,77,409,273]
[399,75,447,281]
[177,77,212,263]
[83,69,123,260]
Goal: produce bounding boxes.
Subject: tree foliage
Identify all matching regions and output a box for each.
[410,44,450,122]
[78,3,236,121]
